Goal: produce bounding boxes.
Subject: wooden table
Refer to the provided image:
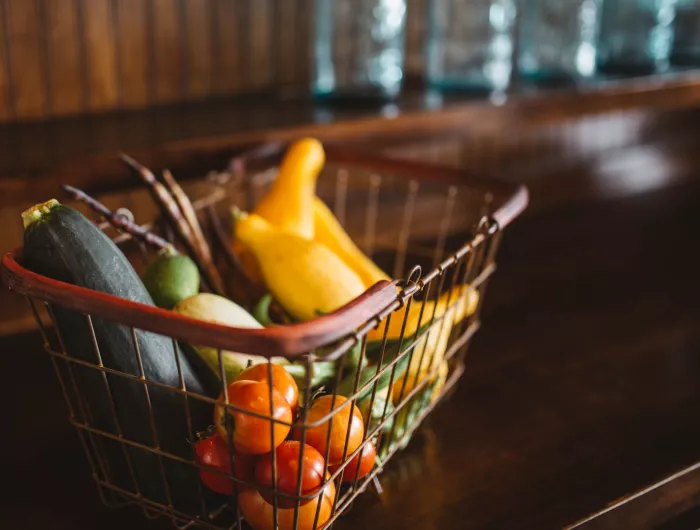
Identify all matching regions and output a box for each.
[4,75,700,529]
[3,170,700,529]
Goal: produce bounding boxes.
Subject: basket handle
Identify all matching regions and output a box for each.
[1,249,398,358]
[228,142,529,229]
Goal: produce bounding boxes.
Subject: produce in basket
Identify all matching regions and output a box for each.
[238,477,336,530]
[312,196,390,288]
[233,210,367,322]
[234,138,325,287]
[21,199,217,513]
[173,293,288,382]
[214,380,292,455]
[368,283,479,342]
[142,246,200,309]
[330,440,377,483]
[296,395,365,465]
[194,432,256,495]
[238,362,299,413]
[254,441,326,508]
[391,306,458,405]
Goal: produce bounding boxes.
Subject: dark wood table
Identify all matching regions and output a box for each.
[3,170,700,529]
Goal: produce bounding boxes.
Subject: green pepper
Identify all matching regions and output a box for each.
[379,380,435,460]
[336,352,410,402]
[284,360,337,408]
[253,293,274,326]
[357,391,395,437]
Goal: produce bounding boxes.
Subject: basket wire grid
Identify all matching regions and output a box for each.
[1,147,525,530]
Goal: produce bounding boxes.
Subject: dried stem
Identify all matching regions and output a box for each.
[206,204,292,322]
[205,204,260,304]
[63,185,171,251]
[120,153,225,296]
[161,169,212,262]
[228,142,286,176]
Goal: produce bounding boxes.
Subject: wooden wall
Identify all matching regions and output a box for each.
[0,0,427,123]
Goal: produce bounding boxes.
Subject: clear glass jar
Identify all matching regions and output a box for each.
[597,0,678,75]
[519,0,602,84]
[313,0,407,100]
[672,0,700,65]
[426,0,517,93]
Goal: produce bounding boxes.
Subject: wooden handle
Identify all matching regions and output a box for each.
[229,142,529,229]
[2,249,398,358]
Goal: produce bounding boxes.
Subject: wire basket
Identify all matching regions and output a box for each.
[1,144,527,530]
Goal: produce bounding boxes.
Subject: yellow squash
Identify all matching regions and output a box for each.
[391,306,456,405]
[255,138,325,238]
[368,284,479,342]
[313,196,390,288]
[234,211,367,322]
[233,138,326,286]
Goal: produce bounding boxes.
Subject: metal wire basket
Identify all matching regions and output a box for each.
[1,145,527,530]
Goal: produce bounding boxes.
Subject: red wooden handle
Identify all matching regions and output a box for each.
[229,142,529,229]
[1,249,398,358]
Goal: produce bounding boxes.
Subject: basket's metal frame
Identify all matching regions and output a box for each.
[2,147,522,530]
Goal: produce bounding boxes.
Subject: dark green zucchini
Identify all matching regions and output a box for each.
[22,200,219,513]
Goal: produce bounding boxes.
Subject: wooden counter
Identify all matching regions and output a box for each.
[3,167,700,529]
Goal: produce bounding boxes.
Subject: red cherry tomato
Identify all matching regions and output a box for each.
[296,395,364,465]
[238,479,336,530]
[238,363,299,413]
[255,441,326,508]
[215,380,292,455]
[194,433,257,494]
[330,441,376,483]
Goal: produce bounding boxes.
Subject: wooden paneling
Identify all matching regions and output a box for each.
[183,0,214,98]
[83,0,119,111]
[0,0,430,123]
[3,0,46,119]
[45,0,84,116]
[115,0,149,108]
[152,0,183,103]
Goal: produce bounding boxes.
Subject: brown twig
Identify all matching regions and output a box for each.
[228,142,286,176]
[120,153,225,296]
[205,204,260,304]
[161,168,212,262]
[63,185,171,251]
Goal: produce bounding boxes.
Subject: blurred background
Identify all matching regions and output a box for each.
[2,1,700,529]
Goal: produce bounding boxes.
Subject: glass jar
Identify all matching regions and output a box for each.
[313,0,407,100]
[519,0,602,84]
[597,0,678,75]
[426,0,517,93]
[672,0,700,65]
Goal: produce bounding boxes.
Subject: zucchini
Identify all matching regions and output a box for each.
[22,200,219,513]
[173,293,288,383]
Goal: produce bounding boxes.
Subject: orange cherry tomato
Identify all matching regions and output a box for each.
[295,395,364,465]
[194,433,257,494]
[238,363,299,413]
[329,440,376,483]
[215,380,292,455]
[238,478,336,530]
[255,441,326,508]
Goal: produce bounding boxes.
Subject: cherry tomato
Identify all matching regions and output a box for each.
[255,441,325,508]
[295,395,364,465]
[238,479,336,530]
[215,380,292,455]
[329,441,376,483]
[238,363,299,413]
[194,433,257,495]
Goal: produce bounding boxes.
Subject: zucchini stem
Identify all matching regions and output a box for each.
[21,199,60,229]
